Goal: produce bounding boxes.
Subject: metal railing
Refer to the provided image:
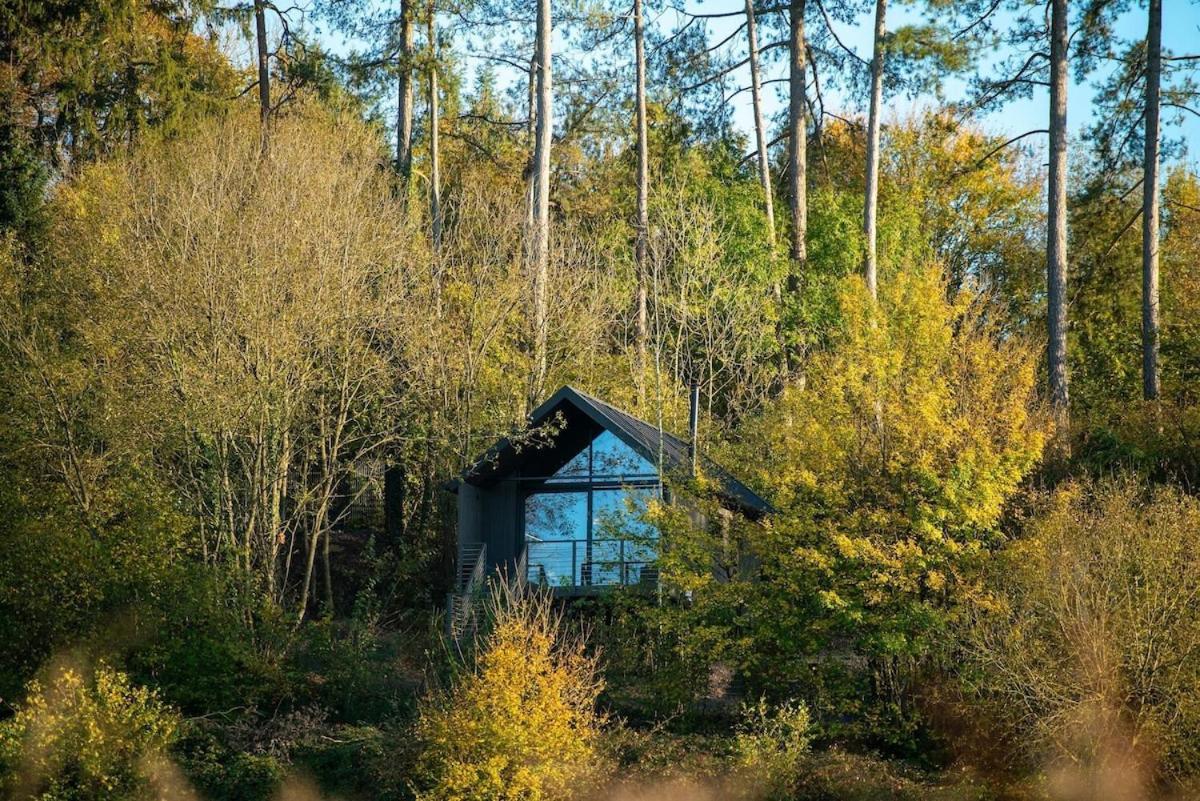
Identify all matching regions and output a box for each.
[524,538,657,589]
[458,542,487,592]
[447,542,488,641]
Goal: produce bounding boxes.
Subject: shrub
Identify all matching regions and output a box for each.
[964,478,1200,781]
[734,698,812,799]
[0,661,180,800]
[412,584,605,801]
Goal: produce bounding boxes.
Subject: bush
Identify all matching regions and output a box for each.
[412,584,606,801]
[0,661,180,800]
[735,698,812,799]
[964,478,1200,782]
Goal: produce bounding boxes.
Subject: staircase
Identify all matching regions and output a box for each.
[445,543,487,642]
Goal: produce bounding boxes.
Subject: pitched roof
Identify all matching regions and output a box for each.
[450,385,772,519]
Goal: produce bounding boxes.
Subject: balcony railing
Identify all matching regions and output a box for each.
[524,538,658,589]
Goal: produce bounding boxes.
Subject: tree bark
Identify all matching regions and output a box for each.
[634,0,649,394]
[428,4,443,318]
[322,523,333,613]
[787,0,807,282]
[525,56,536,232]
[428,6,442,253]
[1142,0,1162,401]
[862,0,886,300]
[254,0,270,128]
[396,0,414,179]
[529,0,552,408]
[1047,0,1070,418]
[745,0,776,250]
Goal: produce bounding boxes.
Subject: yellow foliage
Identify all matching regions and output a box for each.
[734,698,811,800]
[413,586,605,801]
[0,661,179,800]
[747,265,1047,607]
[647,262,1053,695]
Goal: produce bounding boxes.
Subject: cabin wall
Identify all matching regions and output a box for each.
[482,482,519,573]
[456,482,520,577]
[456,484,483,557]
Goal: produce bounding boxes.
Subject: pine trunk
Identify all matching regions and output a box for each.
[254,0,270,127]
[396,0,414,179]
[428,6,443,317]
[1047,0,1070,418]
[787,0,807,282]
[634,0,649,392]
[862,0,886,300]
[529,0,552,408]
[1142,0,1162,401]
[428,7,442,253]
[745,0,776,249]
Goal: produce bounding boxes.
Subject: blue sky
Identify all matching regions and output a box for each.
[312,1,1200,165]
[699,0,1200,165]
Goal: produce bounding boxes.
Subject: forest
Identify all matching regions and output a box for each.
[2,0,1200,798]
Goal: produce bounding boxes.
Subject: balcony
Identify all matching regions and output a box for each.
[524,538,658,592]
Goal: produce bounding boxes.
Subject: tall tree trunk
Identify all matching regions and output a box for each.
[428,6,442,253]
[745,0,776,250]
[396,0,414,179]
[322,525,333,613]
[525,56,536,231]
[254,0,270,128]
[1047,0,1070,418]
[787,0,807,283]
[634,0,649,395]
[529,0,552,409]
[124,63,139,147]
[862,0,886,300]
[428,5,443,318]
[1142,0,1162,401]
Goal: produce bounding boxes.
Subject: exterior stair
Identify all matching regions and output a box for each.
[445,543,487,642]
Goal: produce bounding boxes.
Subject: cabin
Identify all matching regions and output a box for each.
[445,386,770,612]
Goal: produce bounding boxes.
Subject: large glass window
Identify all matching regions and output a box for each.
[523,430,659,589]
[524,492,587,586]
[591,487,658,585]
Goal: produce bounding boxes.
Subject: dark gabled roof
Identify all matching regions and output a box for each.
[448,385,772,519]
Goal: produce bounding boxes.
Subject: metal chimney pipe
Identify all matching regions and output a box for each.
[688,382,700,476]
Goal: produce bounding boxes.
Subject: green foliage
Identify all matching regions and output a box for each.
[176,729,286,801]
[286,612,424,724]
[0,0,237,235]
[0,133,48,238]
[1071,166,1200,414]
[0,662,179,801]
[578,592,705,720]
[0,469,193,700]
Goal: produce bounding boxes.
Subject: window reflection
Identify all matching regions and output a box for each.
[524,487,659,588]
[545,448,589,483]
[524,429,660,589]
[543,430,657,484]
[591,488,658,585]
[524,492,586,586]
[591,431,656,479]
